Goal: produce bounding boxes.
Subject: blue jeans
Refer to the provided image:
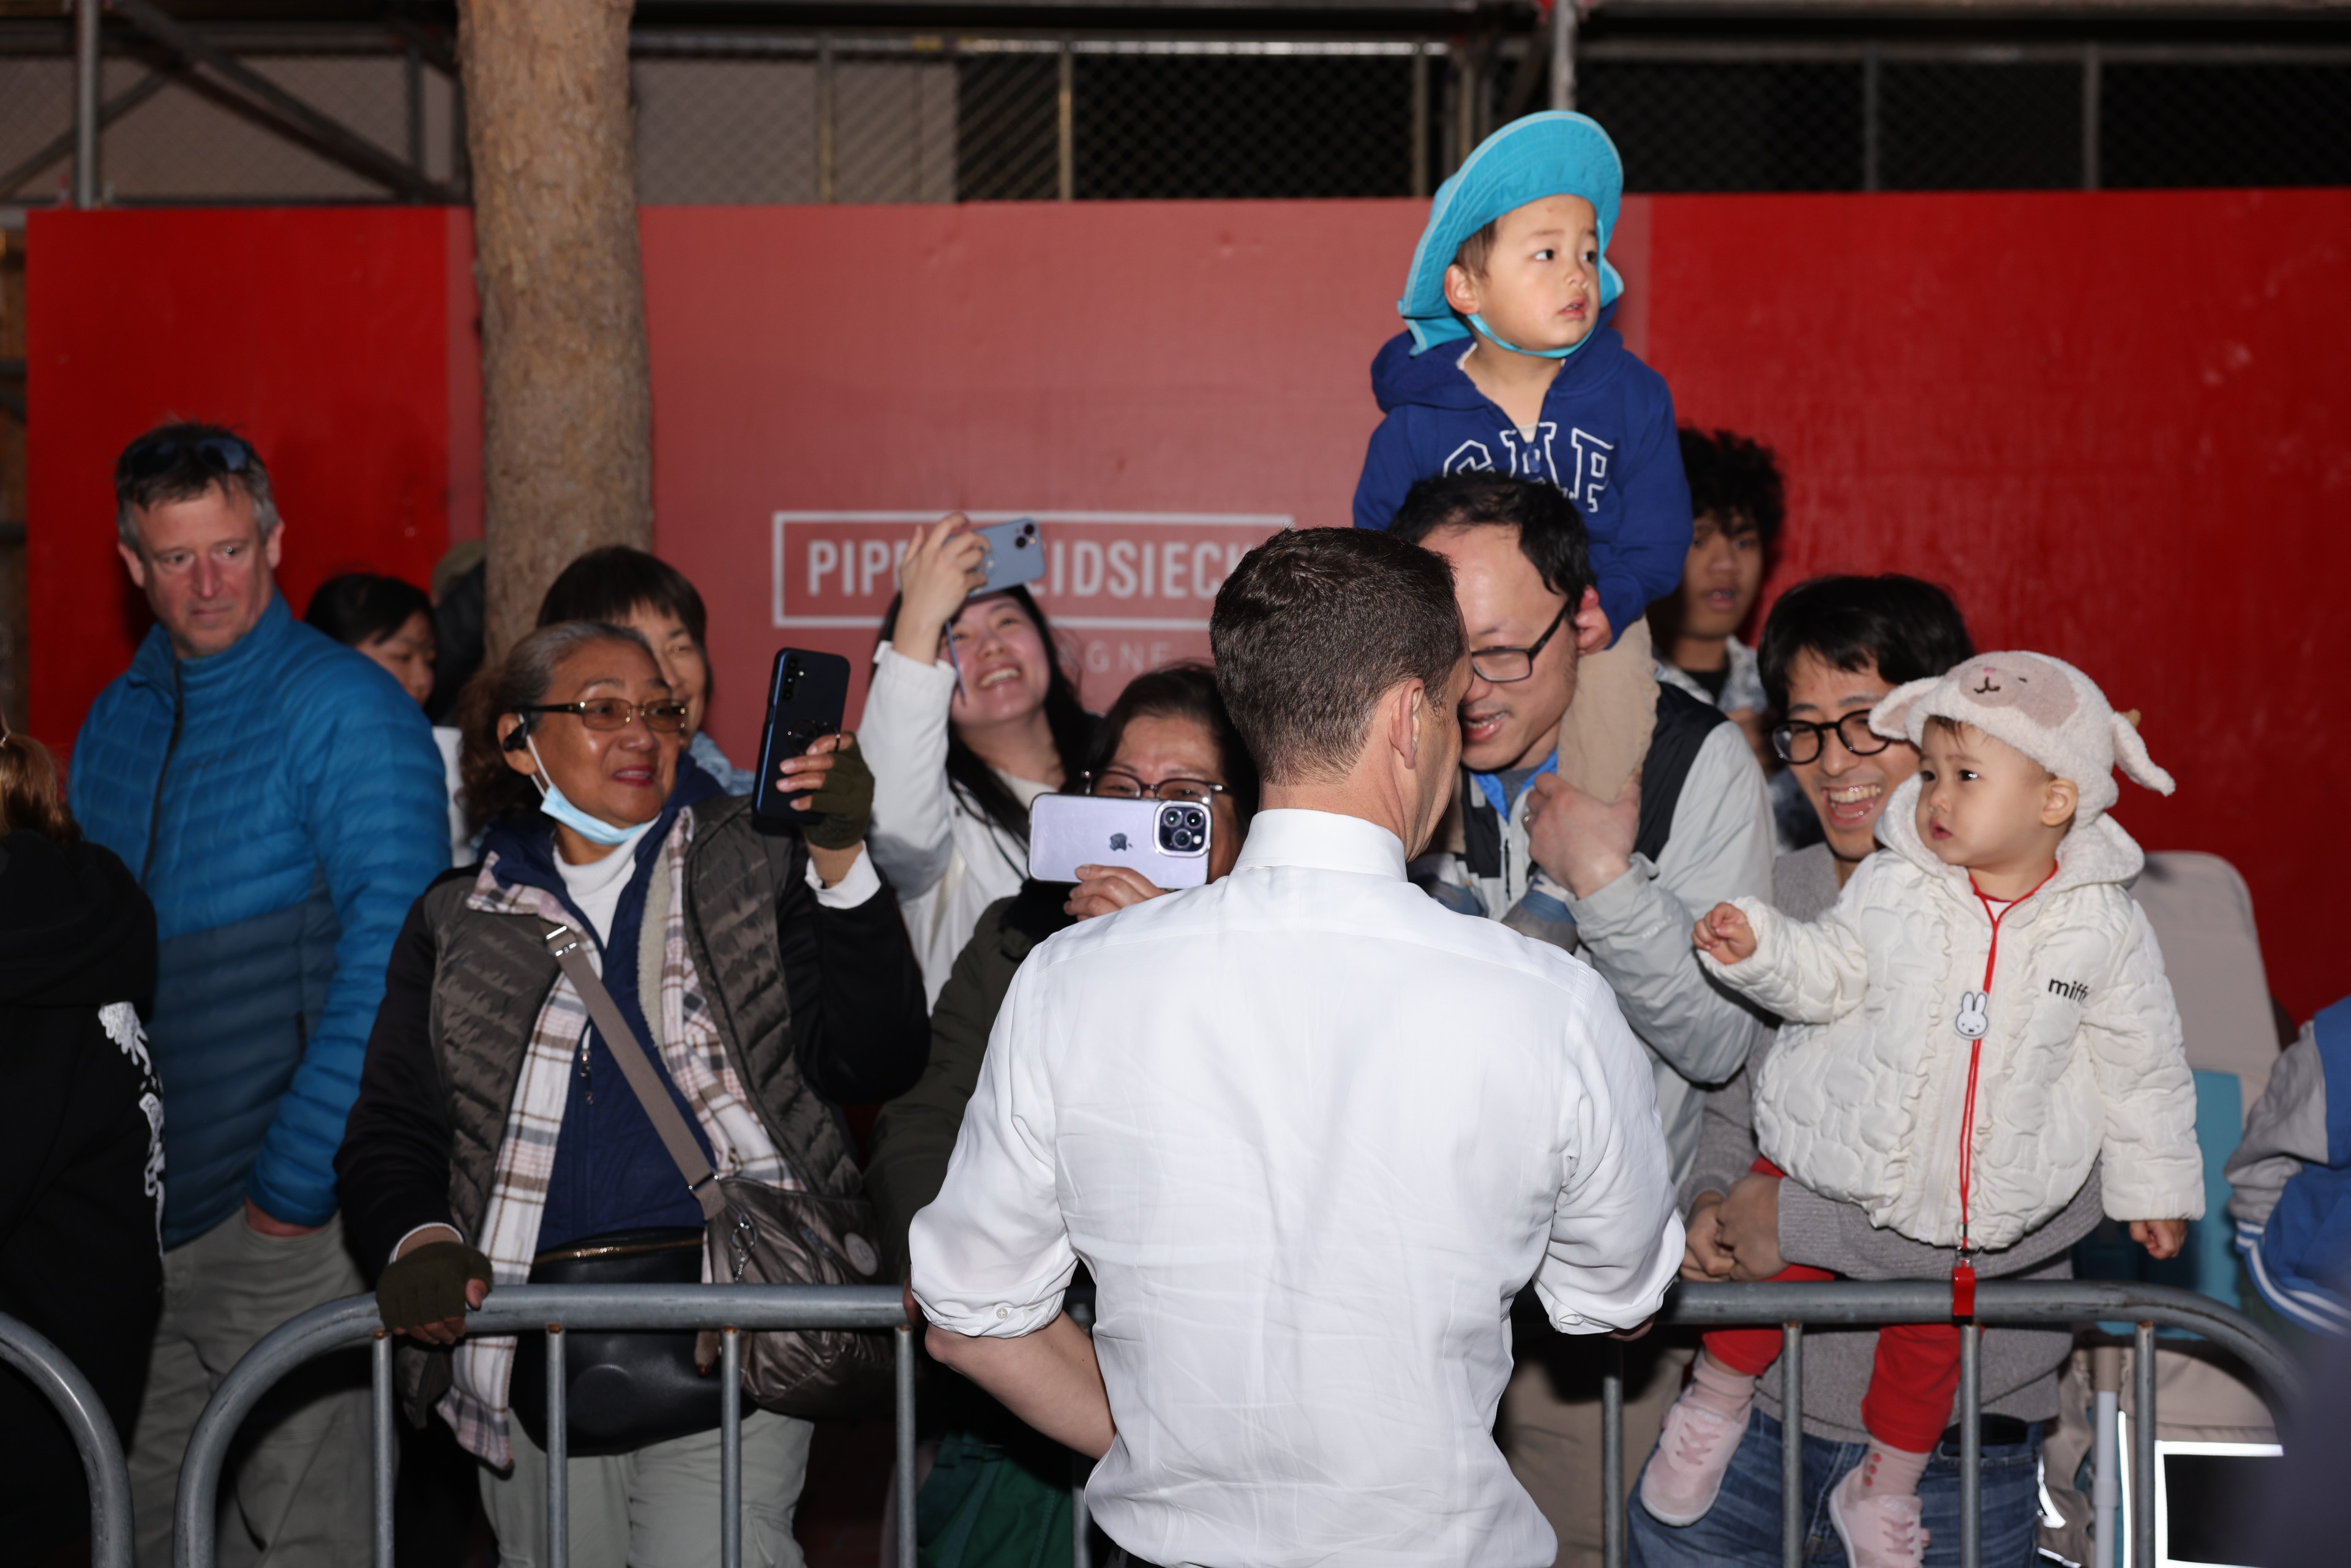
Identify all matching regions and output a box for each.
[1628,1409,2045,1568]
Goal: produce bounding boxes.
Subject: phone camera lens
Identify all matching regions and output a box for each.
[1184,809,1205,829]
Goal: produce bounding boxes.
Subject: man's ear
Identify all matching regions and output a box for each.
[2041,775,2079,828]
[498,715,539,778]
[116,539,149,591]
[263,522,285,572]
[1391,679,1428,773]
[1442,261,1482,317]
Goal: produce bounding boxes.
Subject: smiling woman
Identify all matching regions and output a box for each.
[861,514,1097,1003]
[337,618,929,1564]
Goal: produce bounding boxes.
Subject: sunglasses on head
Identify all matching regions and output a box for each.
[120,435,255,482]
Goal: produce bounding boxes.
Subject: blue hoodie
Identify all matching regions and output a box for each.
[1352,316,1692,643]
[69,593,449,1245]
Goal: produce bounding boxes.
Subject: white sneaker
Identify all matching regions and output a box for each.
[1827,1463,1929,1568]
[1637,1394,1747,1526]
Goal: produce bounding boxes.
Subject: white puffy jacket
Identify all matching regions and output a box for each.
[1701,778,2202,1250]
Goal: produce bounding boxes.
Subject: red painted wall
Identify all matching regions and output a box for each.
[24,206,468,746]
[1643,189,2351,1024]
[25,193,2349,1017]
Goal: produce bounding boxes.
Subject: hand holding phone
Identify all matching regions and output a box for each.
[754,648,852,825]
[972,518,1046,596]
[1027,795,1211,888]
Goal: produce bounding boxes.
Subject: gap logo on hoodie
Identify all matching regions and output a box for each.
[1352,315,1693,644]
[1441,424,1616,514]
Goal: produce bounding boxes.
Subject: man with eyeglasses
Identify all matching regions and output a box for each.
[1389,470,1773,1568]
[68,422,448,1567]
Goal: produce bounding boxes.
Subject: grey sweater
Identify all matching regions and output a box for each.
[1684,841,2101,1444]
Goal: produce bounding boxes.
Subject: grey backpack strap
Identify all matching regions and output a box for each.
[542,923,727,1223]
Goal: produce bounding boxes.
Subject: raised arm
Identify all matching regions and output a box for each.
[777,839,931,1106]
[862,517,989,898]
[1700,893,1873,1027]
[1565,724,1775,1086]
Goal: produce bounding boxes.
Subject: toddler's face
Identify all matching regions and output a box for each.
[1914,722,2072,876]
[1447,195,1603,356]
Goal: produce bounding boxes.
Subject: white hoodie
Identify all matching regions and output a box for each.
[1701,776,2203,1250]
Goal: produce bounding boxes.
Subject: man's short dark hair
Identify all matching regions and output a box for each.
[1678,427,1785,549]
[113,421,278,546]
[1384,472,1594,605]
[538,546,709,648]
[1211,529,1464,786]
[1757,575,1973,714]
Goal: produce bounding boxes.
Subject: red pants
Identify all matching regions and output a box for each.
[1702,1162,1962,1455]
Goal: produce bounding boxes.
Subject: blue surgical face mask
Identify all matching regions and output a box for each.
[526,735,643,848]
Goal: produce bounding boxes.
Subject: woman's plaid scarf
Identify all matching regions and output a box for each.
[442,811,792,1466]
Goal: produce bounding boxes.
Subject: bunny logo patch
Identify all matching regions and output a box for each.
[1954,991,1990,1040]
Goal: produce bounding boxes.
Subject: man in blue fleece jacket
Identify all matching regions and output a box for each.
[70,424,448,1567]
[1355,112,1690,808]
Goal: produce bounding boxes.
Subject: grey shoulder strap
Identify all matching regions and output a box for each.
[542,923,727,1222]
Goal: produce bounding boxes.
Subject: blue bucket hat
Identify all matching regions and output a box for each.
[1397,111,1625,359]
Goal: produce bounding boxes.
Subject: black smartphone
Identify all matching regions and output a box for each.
[752,647,852,825]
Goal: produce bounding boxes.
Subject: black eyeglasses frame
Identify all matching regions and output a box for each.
[1771,711,1897,765]
[1468,604,1572,685]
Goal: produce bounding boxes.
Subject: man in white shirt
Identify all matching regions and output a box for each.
[910,527,1682,1568]
[1387,473,1774,1567]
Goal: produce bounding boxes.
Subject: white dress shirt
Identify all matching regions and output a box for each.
[910,809,1682,1568]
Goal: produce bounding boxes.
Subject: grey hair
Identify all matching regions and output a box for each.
[112,426,283,547]
[457,620,660,825]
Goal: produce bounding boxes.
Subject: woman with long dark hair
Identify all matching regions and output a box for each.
[864,514,1095,1002]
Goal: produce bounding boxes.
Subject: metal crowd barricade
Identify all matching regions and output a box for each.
[171,1283,916,1568]
[168,1278,2293,1568]
[0,1310,135,1568]
[1607,1279,2298,1568]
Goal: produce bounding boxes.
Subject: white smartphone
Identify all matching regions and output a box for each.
[1027,795,1212,888]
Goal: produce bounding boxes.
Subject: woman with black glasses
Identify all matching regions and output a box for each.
[335,621,928,1568]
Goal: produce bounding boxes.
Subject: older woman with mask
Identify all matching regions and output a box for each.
[335,620,928,1568]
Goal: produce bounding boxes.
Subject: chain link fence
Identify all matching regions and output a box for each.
[1,26,2347,208]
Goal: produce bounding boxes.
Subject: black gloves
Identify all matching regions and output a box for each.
[377,1240,494,1332]
[801,735,875,852]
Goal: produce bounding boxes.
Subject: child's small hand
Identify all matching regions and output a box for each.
[1692,902,1757,964]
[2130,1219,2188,1261]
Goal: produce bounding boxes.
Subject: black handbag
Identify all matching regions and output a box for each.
[508,1227,719,1456]
[533,924,894,1433]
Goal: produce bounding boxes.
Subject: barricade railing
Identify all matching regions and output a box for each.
[0,1310,135,1568]
[167,1278,2292,1568]
[171,1284,917,1568]
[1624,1279,2297,1568]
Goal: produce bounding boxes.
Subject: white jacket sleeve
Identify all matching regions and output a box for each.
[2085,905,2205,1224]
[908,955,1078,1337]
[1702,891,1873,1026]
[1567,724,1774,1086]
[1534,986,1685,1334]
[861,644,962,901]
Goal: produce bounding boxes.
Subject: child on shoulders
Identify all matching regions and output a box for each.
[1354,112,1691,802]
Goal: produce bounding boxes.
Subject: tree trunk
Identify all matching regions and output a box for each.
[458,0,651,661]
